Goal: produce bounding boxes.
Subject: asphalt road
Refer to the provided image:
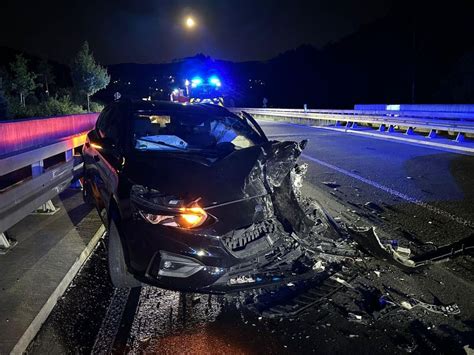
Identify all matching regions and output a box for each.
[28,120,474,354]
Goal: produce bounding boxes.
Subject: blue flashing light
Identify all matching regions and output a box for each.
[191,77,203,88]
[209,76,221,87]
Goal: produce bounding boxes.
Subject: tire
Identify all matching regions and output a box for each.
[108,218,142,288]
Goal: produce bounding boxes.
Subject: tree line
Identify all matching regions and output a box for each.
[0,41,110,120]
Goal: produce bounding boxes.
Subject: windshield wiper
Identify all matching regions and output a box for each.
[137,138,187,150]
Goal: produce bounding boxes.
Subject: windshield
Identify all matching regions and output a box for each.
[133,110,265,152]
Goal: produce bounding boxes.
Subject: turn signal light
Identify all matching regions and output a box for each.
[139,206,208,229]
[177,207,207,228]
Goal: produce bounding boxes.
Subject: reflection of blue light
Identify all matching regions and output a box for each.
[191,77,203,88]
[209,76,221,87]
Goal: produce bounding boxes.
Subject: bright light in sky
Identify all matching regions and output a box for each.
[185,17,195,28]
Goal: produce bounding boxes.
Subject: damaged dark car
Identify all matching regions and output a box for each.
[82,100,370,292]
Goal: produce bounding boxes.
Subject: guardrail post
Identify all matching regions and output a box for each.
[379,124,386,132]
[31,160,58,214]
[427,129,437,139]
[455,132,465,143]
[335,121,341,127]
[406,127,415,135]
[0,232,17,254]
[388,125,395,133]
[345,122,352,128]
[31,160,44,178]
[65,149,73,162]
[0,232,11,251]
[351,122,358,129]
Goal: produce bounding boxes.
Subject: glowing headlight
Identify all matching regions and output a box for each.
[139,212,174,225]
[139,206,208,229]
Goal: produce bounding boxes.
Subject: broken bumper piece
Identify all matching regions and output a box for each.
[349,226,474,270]
[144,246,327,294]
[142,217,347,294]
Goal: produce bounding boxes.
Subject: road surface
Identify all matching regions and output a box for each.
[28,121,474,354]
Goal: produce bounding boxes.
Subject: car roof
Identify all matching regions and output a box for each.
[113,99,232,116]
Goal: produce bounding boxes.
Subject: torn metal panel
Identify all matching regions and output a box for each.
[265,140,307,189]
[348,226,418,270]
[290,163,308,198]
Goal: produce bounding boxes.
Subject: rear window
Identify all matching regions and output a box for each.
[132,110,265,152]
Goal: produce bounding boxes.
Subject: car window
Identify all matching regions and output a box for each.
[96,106,121,144]
[132,110,265,152]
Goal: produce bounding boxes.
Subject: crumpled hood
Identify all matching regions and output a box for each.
[124,141,306,208]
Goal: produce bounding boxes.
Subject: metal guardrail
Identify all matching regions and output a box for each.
[0,114,98,252]
[232,107,474,122]
[230,108,474,142]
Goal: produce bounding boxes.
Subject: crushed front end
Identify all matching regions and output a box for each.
[124,140,352,293]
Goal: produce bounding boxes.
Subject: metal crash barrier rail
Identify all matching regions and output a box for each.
[230,107,474,142]
[0,113,98,252]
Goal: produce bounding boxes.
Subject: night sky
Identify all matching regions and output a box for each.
[0,0,393,65]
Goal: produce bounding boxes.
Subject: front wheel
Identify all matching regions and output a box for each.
[108,218,142,288]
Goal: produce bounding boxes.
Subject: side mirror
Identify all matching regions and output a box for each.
[100,137,116,150]
[88,131,122,166]
[89,130,116,152]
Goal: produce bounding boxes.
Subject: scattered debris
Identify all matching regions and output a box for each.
[330,275,355,289]
[322,181,340,188]
[348,312,363,321]
[312,260,325,271]
[401,298,460,315]
[364,201,384,213]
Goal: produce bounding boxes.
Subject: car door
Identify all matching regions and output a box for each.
[86,105,124,223]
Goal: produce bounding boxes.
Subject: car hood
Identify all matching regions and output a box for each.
[124,141,306,208]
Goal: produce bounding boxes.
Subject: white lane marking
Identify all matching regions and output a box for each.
[301,153,474,229]
[11,225,106,355]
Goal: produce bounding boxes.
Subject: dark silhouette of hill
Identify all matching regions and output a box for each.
[2,1,474,108]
